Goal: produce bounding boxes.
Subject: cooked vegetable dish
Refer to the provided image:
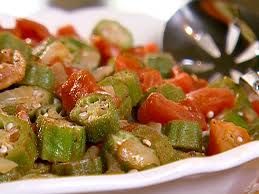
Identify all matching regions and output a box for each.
[0,18,258,182]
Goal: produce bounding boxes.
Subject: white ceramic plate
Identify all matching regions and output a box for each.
[0,7,259,194]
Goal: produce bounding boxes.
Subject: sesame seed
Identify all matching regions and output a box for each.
[53,98,59,104]
[5,123,14,131]
[0,145,8,154]
[142,139,152,147]
[237,112,244,116]
[206,111,214,119]
[237,136,243,143]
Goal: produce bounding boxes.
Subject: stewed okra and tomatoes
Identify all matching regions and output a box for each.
[0,18,258,182]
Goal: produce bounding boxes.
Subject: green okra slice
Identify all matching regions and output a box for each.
[117,138,160,171]
[21,62,55,91]
[163,120,203,152]
[51,146,102,176]
[104,130,137,155]
[102,151,124,174]
[0,86,53,117]
[36,99,63,119]
[144,53,174,78]
[145,83,185,103]
[99,76,132,119]
[0,113,38,173]
[113,71,143,106]
[220,110,249,129]
[60,37,100,71]
[0,168,21,183]
[132,125,179,164]
[92,19,133,49]
[37,116,86,162]
[248,118,259,140]
[70,93,120,143]
[0,32,32,61]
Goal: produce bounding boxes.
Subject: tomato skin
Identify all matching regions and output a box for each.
[166,72,208,93]
[15,18,50,42]
[187,87,235,116]
[137,68,163,92]
[137,93,204,127]
[180,99,208,130]
[59,70,100,112]
[166,73,194,93]
[56,24,79,38]
[91,35,121,64]
[64,66,80,77]
[208,119,250,155]
[115,53,142,72]
[252,100,259,115]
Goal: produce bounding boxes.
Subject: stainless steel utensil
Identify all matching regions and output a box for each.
[163,0,259,79]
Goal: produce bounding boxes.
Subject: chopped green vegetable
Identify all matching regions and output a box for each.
[21,63,55,91]
[0,86,53,117]
[144,53,174,78]
[163,120,203,152]
[51,146,102,176]
[113,71,143,106]
[117,138,160,171]
[92,19,133,49]
[220,110,249,129]
[70,93,119,143]
[37,116,86,162]
[0,32,31,61]
[0,113,38,173]
[146,83,185,102]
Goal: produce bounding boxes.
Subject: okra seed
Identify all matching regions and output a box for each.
[0,145,8,154]
[5,123,14,131]
[32,103,41,109]
[237,136,243,143]
[33,90,42,97]
[79,112,88,118]
[0,64,3,69]
[206,111,214,119]
[88,115,95,122]
[43,113,49,117]
[142,139,152,147]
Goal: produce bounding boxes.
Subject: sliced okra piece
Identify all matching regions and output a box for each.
[248,118,259,140]
[0,113,38,173]
[32,37,55,57]
[0,168,21,183]
[113,71,143,106]
[51,146,102,176]
[220,110,249,129]
[0,32,31,61]
[99,76,132,119]
[102,151,124,174]
[21,62,55,91]
[146,83,185,102]
[117,138,160,171]
[60,37,100,71]
[163,120,203,152]
[92,19,133,49]
[144,53,174,78]
[104,130,137,155]
[132,125,178,164]
[70,93,120,143]
[0,86,53,117]
[0,49,26,90]
[37,116,86,162]
[36,101,63,119]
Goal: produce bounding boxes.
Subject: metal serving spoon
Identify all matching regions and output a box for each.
[163,0,258,96]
